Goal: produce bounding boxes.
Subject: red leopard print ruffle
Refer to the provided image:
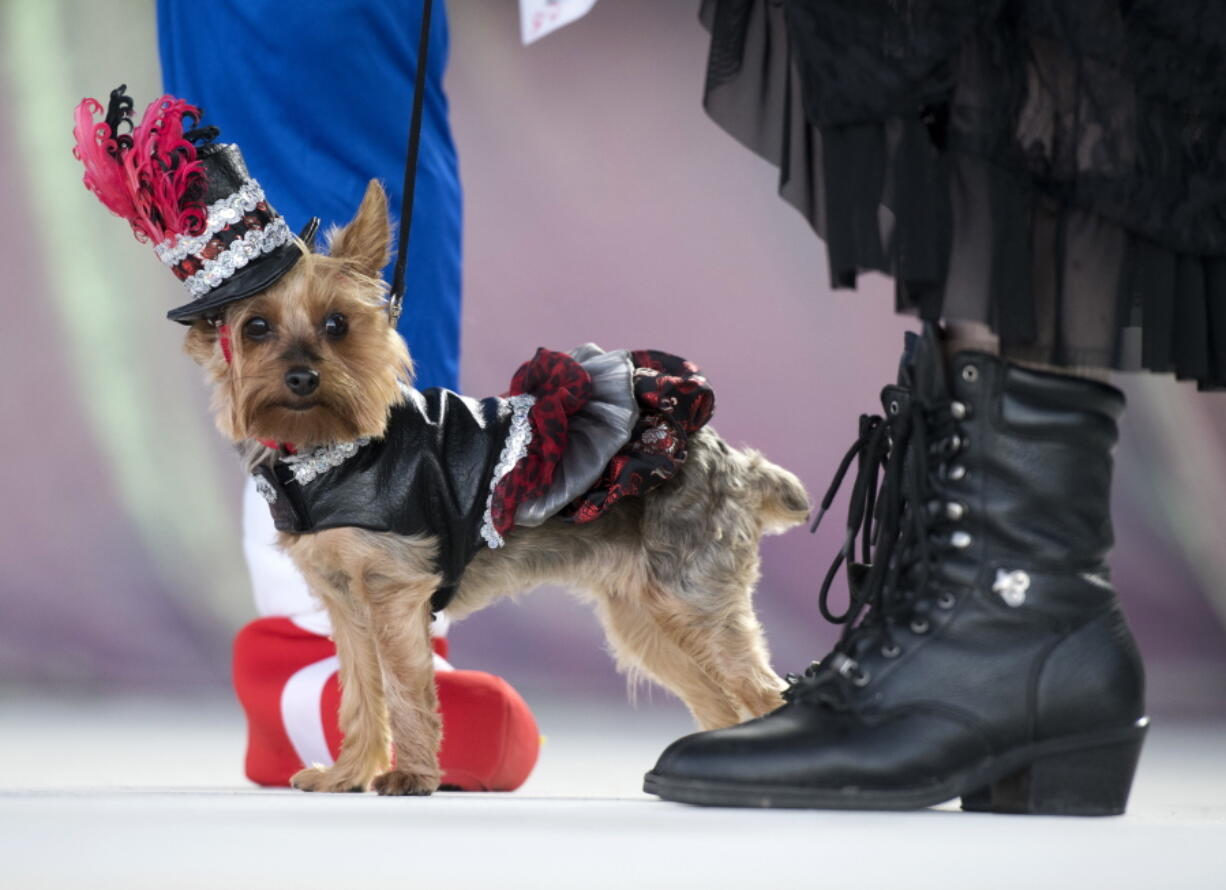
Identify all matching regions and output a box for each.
[487,348,593,538]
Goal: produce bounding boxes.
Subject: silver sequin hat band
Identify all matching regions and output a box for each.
[154,178,292,299]
[154,180,269,267]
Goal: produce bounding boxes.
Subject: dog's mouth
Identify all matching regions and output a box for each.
[274,399,322,413]
[242,394,371,450]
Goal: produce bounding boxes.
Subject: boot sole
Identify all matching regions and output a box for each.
[643,718,1148,816]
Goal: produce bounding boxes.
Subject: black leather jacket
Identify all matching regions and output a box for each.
[252,388,514,612]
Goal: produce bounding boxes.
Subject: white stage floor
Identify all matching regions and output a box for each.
[1,697,1222,889]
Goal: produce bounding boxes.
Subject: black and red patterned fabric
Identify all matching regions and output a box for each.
[568,350,714,524]
[488,349,593,539]
[488,348,715,536]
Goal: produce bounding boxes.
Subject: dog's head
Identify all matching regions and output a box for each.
[185,180,411,448]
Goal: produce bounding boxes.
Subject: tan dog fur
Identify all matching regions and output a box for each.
[186,180,810,795]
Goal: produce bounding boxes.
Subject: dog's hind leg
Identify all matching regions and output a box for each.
[595,591,744,730]
[693,600,788,721]
[628,434,796,726]
[638,555,786,724]
[641,545,787,724]
[653,590,784,724]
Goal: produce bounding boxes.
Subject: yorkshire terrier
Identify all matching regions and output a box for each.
[185,180,810,795]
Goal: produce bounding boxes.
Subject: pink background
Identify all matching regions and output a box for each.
[1,0,1223,715]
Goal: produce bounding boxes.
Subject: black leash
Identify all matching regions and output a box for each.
[388,0,434,328]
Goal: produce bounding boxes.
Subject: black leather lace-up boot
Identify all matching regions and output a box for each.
[644,325,1148,814]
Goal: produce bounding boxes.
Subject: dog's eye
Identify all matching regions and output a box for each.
[323,313,348,340]
[243,317,271,340]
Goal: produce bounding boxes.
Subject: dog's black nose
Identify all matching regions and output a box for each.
[285,367,320,397]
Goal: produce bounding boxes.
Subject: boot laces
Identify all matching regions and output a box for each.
[785,395,967,709]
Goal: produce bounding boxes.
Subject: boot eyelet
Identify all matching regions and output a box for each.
[945,501,967,521]
[961,364,979,383]
[881,642,902,658]
[950,400,968,420]
[910,618,930,635]
[937,592,957,609]
[950,530,973,549]
[947,464,967,481]
[888,399,900,415]
[852,670,872,687]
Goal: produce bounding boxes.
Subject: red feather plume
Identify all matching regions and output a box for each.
[72,85,209,244]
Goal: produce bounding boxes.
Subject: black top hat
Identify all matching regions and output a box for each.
[73,86,318,324]
[158,144,320,322]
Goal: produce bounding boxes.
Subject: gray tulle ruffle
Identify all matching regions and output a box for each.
[513,343,640,527]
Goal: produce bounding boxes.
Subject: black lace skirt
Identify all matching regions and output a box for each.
[701,0,1226,388]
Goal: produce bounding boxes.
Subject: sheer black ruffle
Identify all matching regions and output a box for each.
[701,0,1226,387]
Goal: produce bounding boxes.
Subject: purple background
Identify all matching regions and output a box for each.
[1,0,1223,715]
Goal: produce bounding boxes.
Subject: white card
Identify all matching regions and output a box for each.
[519,0,599,45]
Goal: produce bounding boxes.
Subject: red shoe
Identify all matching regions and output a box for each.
[233,616,540,790]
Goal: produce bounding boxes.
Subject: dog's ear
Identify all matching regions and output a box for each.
[184,318,218,366]
[329,179,391,277]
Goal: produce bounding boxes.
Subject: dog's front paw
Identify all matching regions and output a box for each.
[290,765,369,793]
[371,768,439,797]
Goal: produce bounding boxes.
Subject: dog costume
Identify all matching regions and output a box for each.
[252,345,715,611]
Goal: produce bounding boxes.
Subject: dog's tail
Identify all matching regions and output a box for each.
[743,450,811,535]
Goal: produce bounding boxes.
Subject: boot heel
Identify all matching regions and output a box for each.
[961,726,1147,816]
[959,785,993,812]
